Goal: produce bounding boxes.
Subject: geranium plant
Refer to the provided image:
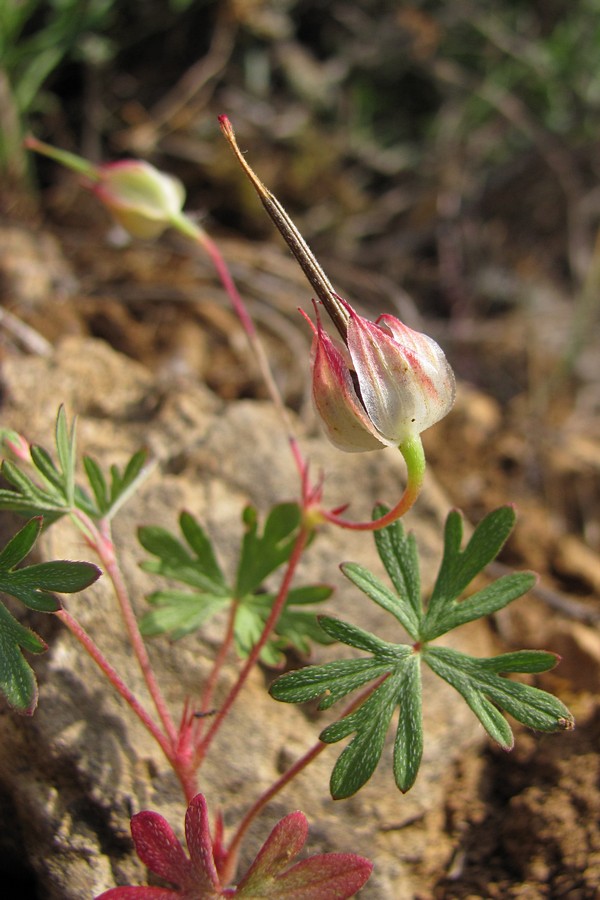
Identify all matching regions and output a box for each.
[0,121,574,896]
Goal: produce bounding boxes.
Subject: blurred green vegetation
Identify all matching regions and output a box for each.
[0,0,117,179]
[5,0,600,337]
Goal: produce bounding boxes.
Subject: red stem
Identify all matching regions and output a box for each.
[322,478,421,531]
[191,603,237,747]
[193,524,310,767]
[197,231,297,437]
[90,517,179,748]
[199,232,257,336]
[56,609,173,759]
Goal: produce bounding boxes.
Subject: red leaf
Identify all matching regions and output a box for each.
[130,811,191,887]
[185,794,221,889]
[235,811,308,892]
[274,853,374,898]
[235,811,372,898]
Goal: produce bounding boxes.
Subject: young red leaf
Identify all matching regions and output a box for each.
[97,795,222,899]
[235,811,372,898]
[96,796,371,899]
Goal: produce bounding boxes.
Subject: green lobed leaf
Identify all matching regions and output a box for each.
[235,503,301,598]
[0,560,101,612]
[19,560,101,594]
[372,504,422,624]
[423,647,514,746]
[318,615,410,662]
[324,672,405,799]
[393,656,423,792]
[421,571,537,641]
[341,562,420,640]
[425,507,517,628]
[139,590,228,640]
[423,645,574,743]
[139,506,330,661]
[269,505,574,798]
[484,677,574,734]
[271,619,421,797]
[0,602,45,714]
[270,657,393,708]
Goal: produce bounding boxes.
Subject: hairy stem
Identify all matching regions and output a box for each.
[194,523,311,767]
[190,602,237,748]
[172,213,296,439]
[55,608,178,764]
[72,510,178,748]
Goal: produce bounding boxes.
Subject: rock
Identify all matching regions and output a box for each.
[0,336,490,899]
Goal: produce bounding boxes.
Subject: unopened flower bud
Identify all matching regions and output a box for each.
[24,138,186,240]
[0,429,30,462]
[92,160,186,238]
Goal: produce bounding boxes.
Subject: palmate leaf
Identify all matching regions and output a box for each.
[0,517,101,714]
[139,508,331,663]
[0,407,151,524]
[270,506,574,797]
